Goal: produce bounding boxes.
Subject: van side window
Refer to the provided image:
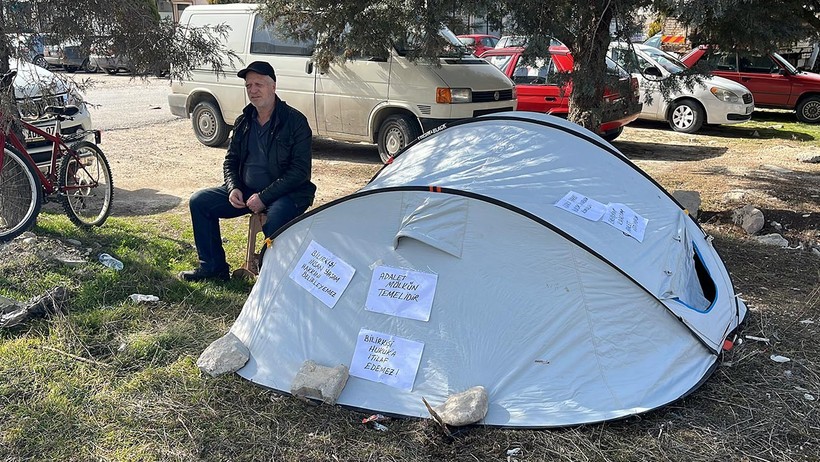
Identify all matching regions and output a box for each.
[250,15,314,56]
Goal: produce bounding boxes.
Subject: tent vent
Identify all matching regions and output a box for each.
[394,195,468,258]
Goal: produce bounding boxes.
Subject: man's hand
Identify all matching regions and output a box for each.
[246,193,266,213]
[229,188,245,209]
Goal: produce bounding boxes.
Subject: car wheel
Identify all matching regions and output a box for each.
[668,100,704,133]
[82,58,97,73]
[32,55,48,68]
[600,127,623,142]
[192,101,229,147]
[796,96,820,123]
[377,114,421,163]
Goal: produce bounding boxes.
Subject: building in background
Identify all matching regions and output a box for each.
[157,0,209,23]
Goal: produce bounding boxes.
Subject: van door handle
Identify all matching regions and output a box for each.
[305,62,313,74]
[544,97,557,101]
[741,77,751,82]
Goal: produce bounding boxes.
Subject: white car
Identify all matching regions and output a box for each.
[608,42,754,133]
[9,59,93,169]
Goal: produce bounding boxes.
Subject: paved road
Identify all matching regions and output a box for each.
[80,73,178,131]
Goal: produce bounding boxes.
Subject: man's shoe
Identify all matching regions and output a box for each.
[178,266,230,282]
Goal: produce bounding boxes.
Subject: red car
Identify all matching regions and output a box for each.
[457,34,499,57]
[480,46,640,140]
[682,45,820,123]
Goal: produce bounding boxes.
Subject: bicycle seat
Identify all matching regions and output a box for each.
[44,105,81,117]
[0,70,17,91]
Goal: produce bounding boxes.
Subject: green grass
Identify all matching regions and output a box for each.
[631,108,820,145]
[1,206,818,461]
[703,109,820,143]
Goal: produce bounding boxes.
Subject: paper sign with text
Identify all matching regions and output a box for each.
[603,203,648,242]
[554,191,607,221]
[365,265,438,321]
[289,240,355,308]
[349,329,424,391]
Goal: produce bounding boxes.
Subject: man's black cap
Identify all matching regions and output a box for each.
[237,61,277,81]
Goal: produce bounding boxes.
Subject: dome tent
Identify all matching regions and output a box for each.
[229,112,747,427]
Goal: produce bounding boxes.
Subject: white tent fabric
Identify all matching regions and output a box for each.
[230,112,746,427]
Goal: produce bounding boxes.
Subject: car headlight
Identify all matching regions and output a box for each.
[710,87,741,103]
[67,87,86,109]
[436,87,472,103]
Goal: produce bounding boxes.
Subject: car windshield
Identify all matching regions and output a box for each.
[396,27,470,57]
[771,52,799,73]
[606,57,629,78]
[639,46,686,73]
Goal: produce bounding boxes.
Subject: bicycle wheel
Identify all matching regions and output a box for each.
[59,140,113,227]
[0,146,42,242]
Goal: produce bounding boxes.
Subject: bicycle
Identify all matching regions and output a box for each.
[0,69,113,242]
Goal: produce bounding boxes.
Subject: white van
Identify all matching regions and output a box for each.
[167,3,516,162]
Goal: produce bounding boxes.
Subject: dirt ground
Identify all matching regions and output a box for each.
[103,118,383,218]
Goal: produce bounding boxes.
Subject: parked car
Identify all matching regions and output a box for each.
[640,33,684,58]
[608,42,754,133]
[643,33,663,49]
[682,45,820,123]
[42,38,95,73]
[89,53,170,76]
[480,46,640,141]
[7,33,47,68]
[8,58,94,168]
[90,53,132,75]
[456,34,498,57]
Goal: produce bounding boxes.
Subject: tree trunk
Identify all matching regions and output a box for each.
[0,0,10,75]
[567,0,614,132]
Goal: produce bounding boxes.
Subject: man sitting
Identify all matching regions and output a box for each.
[179,61,316,281]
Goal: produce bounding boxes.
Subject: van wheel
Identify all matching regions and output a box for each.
[192,101,229,147]
[796,96,820,123]
[377,115,421,163]
[668,100,704,133]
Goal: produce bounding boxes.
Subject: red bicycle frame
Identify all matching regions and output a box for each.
[1,114,101,195]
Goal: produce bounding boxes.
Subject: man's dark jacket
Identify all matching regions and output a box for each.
[223,97,316,209]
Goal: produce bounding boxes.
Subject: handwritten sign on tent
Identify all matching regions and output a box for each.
[555,191,649,243]
[289,240,355,308]
[604,203,648,242]
[554,191,607,221]
[349,329,425,391]
[365,265,438,321]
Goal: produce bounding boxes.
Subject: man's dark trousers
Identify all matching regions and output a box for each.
[189,186,307,273]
